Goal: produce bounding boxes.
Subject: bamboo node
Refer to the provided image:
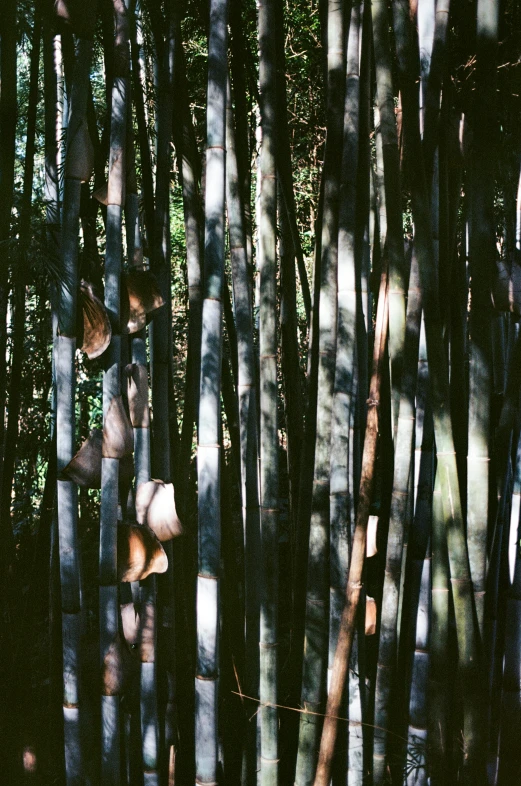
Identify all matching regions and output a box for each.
[348,581,363,589]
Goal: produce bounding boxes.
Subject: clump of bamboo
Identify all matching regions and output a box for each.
[314,265,390,786]
[391,1,486,779]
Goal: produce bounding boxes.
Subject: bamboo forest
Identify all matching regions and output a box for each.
[4,0,521,784]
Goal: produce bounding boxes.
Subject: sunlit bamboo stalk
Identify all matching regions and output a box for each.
[99,3,129,782]
[225,76,261,786]
[55,22,95,785]
[195,0,228,780]
[296,2,344,780]
[467,0,500,639]
[328,2,362,781]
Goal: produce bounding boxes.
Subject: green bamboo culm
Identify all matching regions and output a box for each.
[55,22,95,785]
[195,0,227,781]
[391,2,486,781]
[467,0,500,639]
[257,0,279,781]
[99,2,129,782]
[295,1,344,781]
[225,77,260,786]
[328,2,363,782]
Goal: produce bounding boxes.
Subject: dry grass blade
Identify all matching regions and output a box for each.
[102,395,134,458]
[60,428,135,489]
[121,269,165,334]
[101,632,139,696]
[79,280,112,359]
[60,428,103,487]
[135,479,183,541]
[120,602,141,647]
[93,183,109,205]
[125,363,150,427]
[117,521,168,582]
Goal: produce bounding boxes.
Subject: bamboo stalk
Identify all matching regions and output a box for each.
[313,262,390,786]
[0,4,41,586]
[467,0,500,640]
[129,0,154,248]
[257,0,279,781]
[373,250,422,783]
[328,2,362,782]
[195,0,228,780]
[497,427,521,782]
[99,3,129,782]
[0,0,17,514]
[54,24,95,784]
[405,542,431,786]
[371,0,407,440]
[174,34,204,517]
[225,76,260,786]
[273,0,304,559]
[295,1,344,779]
[145,3,178,781]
